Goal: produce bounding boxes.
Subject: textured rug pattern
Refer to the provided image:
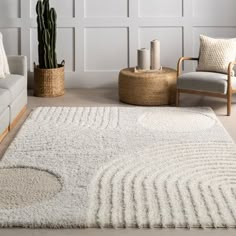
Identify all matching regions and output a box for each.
[0,107,235,228]
[87,143,236,228]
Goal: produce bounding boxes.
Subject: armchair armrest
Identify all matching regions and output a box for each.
[227,61,236,92]
[177,57,199,77]
[228,61,236,75]
[7,56,27,80]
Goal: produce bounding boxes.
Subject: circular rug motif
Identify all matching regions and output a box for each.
[138,110,216,132]
[0,167,62,209]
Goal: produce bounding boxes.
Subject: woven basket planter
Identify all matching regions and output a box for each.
[34,62,65,97]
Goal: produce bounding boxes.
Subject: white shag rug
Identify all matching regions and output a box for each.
[0,107,236,229]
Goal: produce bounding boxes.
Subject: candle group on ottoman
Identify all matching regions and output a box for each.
[137,39,162,72]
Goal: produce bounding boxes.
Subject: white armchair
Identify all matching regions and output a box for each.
[176,57,236,116]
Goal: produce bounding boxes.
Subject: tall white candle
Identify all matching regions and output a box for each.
[151,40,161,70]
[137,48,150,70]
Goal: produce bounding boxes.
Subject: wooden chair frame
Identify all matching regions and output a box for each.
[176,57,236,116]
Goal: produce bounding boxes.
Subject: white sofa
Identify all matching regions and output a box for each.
[0,56,27,142]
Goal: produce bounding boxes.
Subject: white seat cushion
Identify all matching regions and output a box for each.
[177,72,236,94]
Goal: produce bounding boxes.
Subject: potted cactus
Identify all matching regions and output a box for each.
[34,0,65,97]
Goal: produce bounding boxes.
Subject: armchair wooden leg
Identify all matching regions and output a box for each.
[227,93,232,116]
[176,89,180,107]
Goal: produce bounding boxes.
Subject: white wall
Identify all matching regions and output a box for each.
[0,0,236,88]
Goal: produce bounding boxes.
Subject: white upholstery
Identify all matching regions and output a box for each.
[0,88,10,113]
[177,72,236,94]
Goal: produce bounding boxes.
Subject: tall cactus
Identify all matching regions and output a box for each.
[36,0,58,69]
[50,8,57,68]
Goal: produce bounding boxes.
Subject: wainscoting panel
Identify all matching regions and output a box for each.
[30,0,75,18]
[84,28,129,71]
[193,0,236,18]
[85,0,128,18]
[0,0,20,19]
[139,0,183,17]
[0,28,20,55]
[0,0,236,88]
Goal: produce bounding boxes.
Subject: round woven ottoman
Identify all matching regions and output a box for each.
[119,67,177,106]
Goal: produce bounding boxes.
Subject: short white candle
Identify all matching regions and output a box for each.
[137,48,150,70]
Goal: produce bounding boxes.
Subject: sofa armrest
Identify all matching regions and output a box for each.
[7,56,27,80]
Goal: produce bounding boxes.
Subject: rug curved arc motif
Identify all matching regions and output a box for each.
[138,109,217,132]
[87,143,236,228]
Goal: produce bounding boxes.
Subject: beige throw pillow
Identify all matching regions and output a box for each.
[197,35,236,75]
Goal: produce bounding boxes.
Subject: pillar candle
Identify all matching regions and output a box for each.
[151,40,161,70]
[137,48,150,70]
